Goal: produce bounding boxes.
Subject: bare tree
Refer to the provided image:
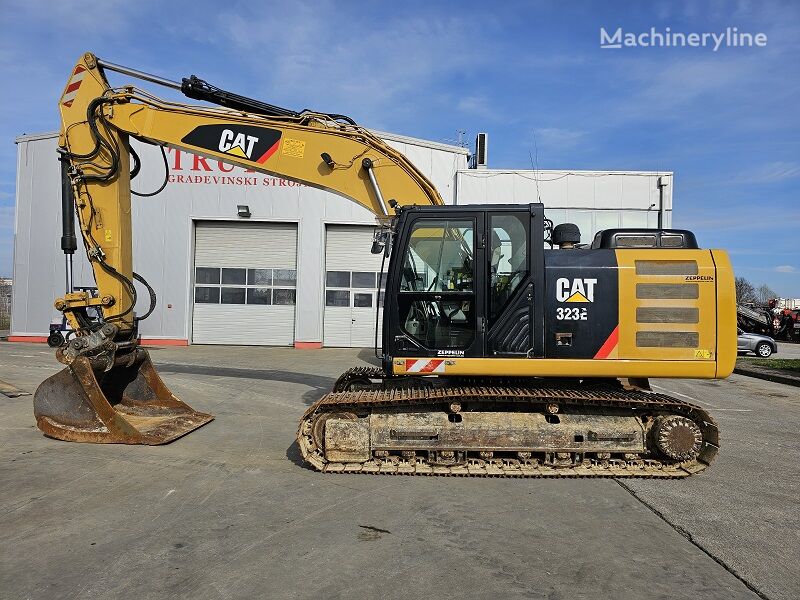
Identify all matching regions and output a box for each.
[0,280,10,330]
[735,277,756,303]
[756,283,777,304]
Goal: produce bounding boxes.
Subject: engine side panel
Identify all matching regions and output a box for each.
[542,248,722,362]
[615,249,719,362]
[543,249,619,359]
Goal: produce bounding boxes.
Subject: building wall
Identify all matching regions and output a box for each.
[456,169,673,244]
[11,133,468,342]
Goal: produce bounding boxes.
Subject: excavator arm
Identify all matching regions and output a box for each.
[34,52,441,445]
[58,52,442,335]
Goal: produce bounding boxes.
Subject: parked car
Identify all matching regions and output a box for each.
[737,328,778,357]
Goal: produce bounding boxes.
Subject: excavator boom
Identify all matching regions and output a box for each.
[35,52,442,444]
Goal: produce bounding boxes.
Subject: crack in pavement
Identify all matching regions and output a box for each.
[615,479,770,600]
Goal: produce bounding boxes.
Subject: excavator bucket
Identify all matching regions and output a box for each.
[33,348,213,444]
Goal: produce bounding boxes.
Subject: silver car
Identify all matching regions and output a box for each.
[737,328,778,358]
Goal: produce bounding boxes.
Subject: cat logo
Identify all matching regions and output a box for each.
[556,277,597,303]
[181,124,282,164]
[218,129,259,159]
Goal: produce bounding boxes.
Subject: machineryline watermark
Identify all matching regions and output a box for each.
[600,27,767,51]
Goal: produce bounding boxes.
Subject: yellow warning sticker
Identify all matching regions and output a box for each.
[694,349,712,359]
[104,229,112,242]
[282,138,306,158]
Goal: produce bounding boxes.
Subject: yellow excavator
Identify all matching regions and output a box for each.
[34,52,736,477]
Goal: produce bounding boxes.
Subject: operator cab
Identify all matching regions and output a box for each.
[383,204,544,369]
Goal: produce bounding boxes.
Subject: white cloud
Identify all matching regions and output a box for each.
[7,0,134,37]
[535,128,586,150]
[675,204,800,232]
[457,96,493,118]
[606,55,763,123]
[775,265,797,273]
[202,4,493,128]
[742,162,800,183]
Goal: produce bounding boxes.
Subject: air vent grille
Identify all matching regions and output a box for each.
[635,260,698,276]
[636,331,699,348]
[636,307,699,324]
[636,283,699,299]
[616,235,657,248]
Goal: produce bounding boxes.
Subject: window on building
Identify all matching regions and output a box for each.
[326,290,350,307]
[222,268,246,285]
[247,288,272,305]
[326,271,350,287]
[196,267,221,285]
[195,287,220,304]
[273,269,297,286]
[195,266,296,306]
[352,272,377,288]
[221,287,246,304]
[247,269,272,285]
[273,289,296,305]
[324,270,383,309]
[354,293,373,307]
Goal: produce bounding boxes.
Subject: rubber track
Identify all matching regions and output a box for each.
[298,368,719,478]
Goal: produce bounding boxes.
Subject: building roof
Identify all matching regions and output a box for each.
[457,168,673,178]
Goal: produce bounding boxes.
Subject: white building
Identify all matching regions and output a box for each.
[10,132,671,347]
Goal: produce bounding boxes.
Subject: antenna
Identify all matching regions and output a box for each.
[444,129,469,148]
[529,129,542,203]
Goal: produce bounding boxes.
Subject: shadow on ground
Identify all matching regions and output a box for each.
[285,439,309,469]
[156,363,334,405]
[356,348,382,365]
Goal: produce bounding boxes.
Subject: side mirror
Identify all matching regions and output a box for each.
[371,228,390,255]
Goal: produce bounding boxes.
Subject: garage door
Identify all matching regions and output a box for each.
[192,221,297,345]
[323,225,385,348]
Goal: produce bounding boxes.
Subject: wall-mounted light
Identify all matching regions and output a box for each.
[237,205,251,218]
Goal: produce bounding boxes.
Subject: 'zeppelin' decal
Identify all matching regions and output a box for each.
[181,124,282,164]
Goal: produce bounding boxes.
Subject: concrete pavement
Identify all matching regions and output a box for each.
[1,342,797,600]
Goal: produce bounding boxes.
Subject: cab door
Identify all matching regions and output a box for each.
[389,213,485,358]
[484,211,535,356]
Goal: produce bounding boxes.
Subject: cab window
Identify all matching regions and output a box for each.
[489,213,529,326]
[401,220,474,292]
[398,219,475,350]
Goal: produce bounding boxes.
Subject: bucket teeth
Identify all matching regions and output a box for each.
[33,349,213,444]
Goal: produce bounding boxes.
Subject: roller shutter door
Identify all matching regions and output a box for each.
[192,221,297,345]
[323,225,385,348]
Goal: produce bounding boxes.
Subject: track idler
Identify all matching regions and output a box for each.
[33,347,213,444]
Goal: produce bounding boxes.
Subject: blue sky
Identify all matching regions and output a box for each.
[1,0,797,295]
